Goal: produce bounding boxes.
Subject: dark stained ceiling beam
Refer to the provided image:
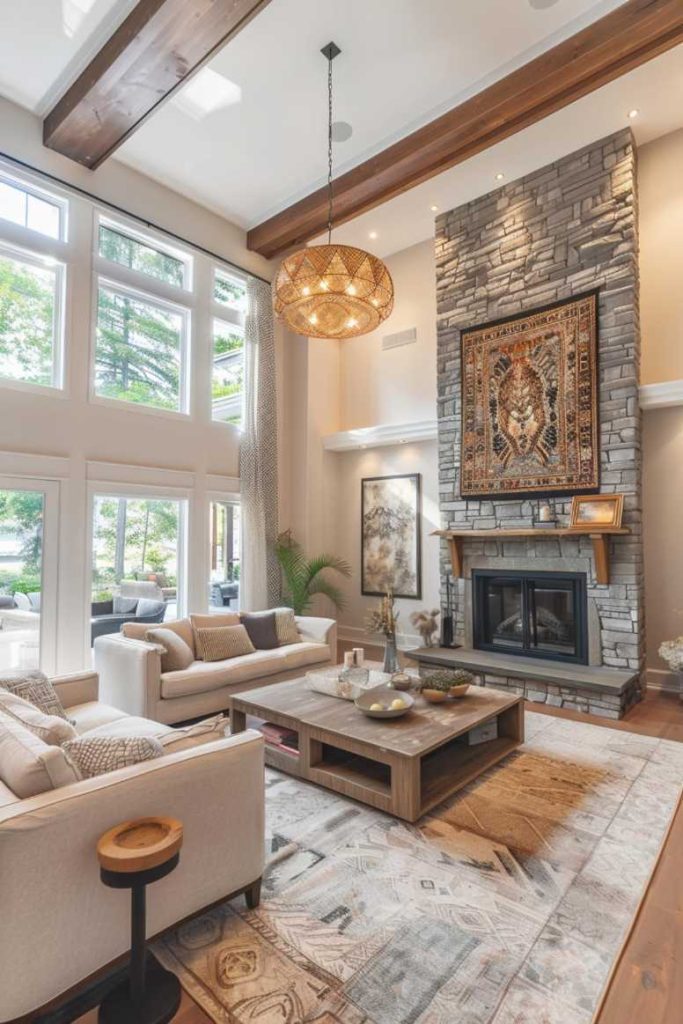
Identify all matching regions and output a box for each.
[43,0,272,169]
[247,0,683,259]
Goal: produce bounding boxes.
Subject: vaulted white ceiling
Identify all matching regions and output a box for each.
[0,0,681,257]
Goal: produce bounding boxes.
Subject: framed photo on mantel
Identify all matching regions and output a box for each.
[460,290,600,500]
[361,474,421,599]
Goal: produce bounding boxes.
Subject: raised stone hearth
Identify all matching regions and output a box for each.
[408,647,641,720]
[434,129,644,717]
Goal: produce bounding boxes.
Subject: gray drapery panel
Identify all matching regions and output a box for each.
[239,277,279,610]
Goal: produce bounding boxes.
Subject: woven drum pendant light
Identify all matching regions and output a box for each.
[274,43,394,340]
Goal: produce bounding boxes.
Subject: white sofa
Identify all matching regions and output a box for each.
[0,671,265,1023]
[94,615,337,724]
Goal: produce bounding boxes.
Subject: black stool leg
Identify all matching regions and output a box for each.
[130,883,147,1010]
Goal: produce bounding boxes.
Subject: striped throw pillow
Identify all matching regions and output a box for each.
[194,624,255,662]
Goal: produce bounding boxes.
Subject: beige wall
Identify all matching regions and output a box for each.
[643,406,683,685]
[639,128,683,385]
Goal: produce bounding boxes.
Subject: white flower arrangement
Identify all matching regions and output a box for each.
[659,637,683,672]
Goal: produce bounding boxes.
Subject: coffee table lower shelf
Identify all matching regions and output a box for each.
[231,694,524,822]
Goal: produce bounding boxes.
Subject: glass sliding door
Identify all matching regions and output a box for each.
[209,500,240,611]
[91,495,184,646]
[0,487,44,670]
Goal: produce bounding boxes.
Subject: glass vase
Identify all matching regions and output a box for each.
[383,636,399,674]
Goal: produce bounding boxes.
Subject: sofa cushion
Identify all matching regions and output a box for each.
[0,714,80,797]
[283,641,333,671]
[0,779,18,807]
[0,669,71,721]
[83,716,175,740]
[122,617,195,656]
[62,735,164,779]
[146,627,194,672]
[194,624,255,663]
[159,714,228,753]
[160,648,289,699]
[113,595,138,615]
[274,608,300,646]
[68,701,131,735]
[0,690,77,746]
[190,612,240,631]
[240,611,279,650]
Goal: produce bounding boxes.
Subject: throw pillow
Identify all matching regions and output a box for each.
[113,595,138,615]
[190,612,240,630]
[194,624,255,662]
[0,714,80,797]
[145,627,194,673]
[159,714,228,753]
[0,670,71,721]
[13,592,31,611]
[274,607,300,646]
[0,690,77,745]
[28,592,41,611]
[62,736,164,779]
[240,611,280,650]
[136,597,164,618]
[121,617,195,654]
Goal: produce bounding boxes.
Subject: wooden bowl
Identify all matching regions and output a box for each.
[420,688,449,703]
[449,682,471,698]
[355,686,414,719]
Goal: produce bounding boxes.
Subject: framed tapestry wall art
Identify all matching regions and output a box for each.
[361,474,421,599]
[460,290,599,499]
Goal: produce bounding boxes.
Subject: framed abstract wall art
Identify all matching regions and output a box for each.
[361,474,421,599]
[460,290,599,499]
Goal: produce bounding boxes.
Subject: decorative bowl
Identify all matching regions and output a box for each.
[420,688,450,704]
[355,686,414,719]
[389,671,413,691]
[449,682,471,698]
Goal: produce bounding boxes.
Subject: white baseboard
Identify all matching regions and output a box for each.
[645,667,681,694]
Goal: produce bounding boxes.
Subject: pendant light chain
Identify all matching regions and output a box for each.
[327,50,334,245]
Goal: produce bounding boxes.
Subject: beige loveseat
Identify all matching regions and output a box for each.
[94,614,337,724]
[0,670,264,1023]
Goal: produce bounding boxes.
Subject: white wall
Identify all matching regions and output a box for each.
[0,99,273,672]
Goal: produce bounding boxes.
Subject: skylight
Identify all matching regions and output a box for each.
[172,68,242,120]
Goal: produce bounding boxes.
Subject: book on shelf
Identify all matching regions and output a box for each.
[257,722,299,754]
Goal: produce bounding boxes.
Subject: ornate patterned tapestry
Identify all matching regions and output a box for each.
[460,291,599,499]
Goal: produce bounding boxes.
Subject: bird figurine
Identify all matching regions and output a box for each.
[410,609,441,647]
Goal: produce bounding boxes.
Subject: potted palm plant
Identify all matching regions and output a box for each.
[275,531,351,615]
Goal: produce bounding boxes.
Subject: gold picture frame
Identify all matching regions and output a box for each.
[569,493,624,531]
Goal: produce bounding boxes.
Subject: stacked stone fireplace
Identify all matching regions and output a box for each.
[433,129,644,718]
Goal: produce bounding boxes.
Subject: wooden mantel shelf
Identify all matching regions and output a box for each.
[432,527,630,586]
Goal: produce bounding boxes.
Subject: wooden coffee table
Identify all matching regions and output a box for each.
[230,675,524,822]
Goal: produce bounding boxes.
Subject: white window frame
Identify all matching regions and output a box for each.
[207,490,241,612]
[0,168,69,242]
[211,268,247,429]
[90,274,192,419]
[85,482,189,661]
[97,213,193,293]
[0,475,60,676]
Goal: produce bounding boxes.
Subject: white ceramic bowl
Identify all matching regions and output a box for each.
[355,685,415,719]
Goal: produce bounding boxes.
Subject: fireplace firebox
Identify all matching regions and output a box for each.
[472,569,588,665]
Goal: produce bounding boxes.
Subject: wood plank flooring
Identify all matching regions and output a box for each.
[77,655,683,1024]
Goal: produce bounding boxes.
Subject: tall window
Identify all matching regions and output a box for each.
[91,496,184,632]
[94,218,191,413]
[0,489,44,670]
[209,500,240,611]
[212,270,246,426]
[0,172,66,391]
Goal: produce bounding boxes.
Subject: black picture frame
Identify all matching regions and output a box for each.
[361,473,422,599]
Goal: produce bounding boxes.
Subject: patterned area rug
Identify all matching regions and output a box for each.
[153,712,682,1023]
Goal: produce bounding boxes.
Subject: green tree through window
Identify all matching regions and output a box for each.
[0,253,57,387]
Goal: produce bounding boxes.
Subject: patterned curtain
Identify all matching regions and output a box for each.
[239,277,279,610]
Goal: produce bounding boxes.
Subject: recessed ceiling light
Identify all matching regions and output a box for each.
[528,0,560,8]
[628,108,640,119]
[369,231,378,239]
[331,120,353,142]
[430,204,439,213]
[495,172,505,181]
[173,68,242,119]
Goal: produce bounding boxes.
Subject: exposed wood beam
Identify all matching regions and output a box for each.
[248,0,683,259]
[44,0,272,169]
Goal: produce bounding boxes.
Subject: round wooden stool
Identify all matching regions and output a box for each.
[97,817,183,1024]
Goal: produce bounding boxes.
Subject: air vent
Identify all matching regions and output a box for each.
[382,327,417,351]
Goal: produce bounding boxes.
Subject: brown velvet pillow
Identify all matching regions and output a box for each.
[240,611,280,650]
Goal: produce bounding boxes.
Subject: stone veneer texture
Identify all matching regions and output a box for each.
[435,129,643,676]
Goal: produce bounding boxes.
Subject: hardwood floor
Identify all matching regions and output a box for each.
[77,678,683,1024]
